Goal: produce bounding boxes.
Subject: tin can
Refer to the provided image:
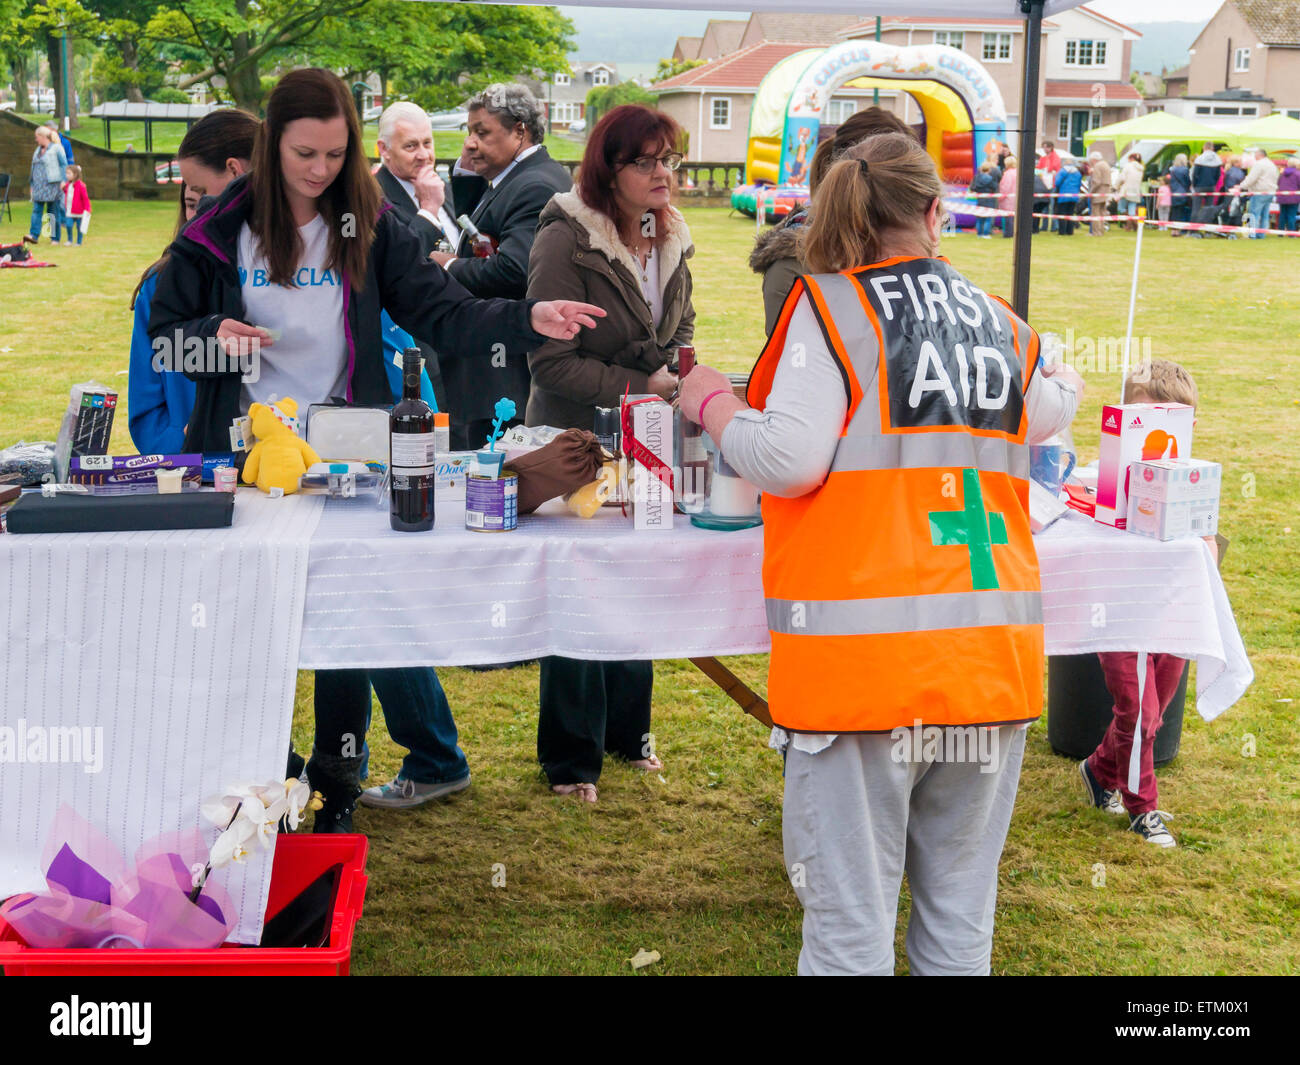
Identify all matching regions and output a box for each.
[214,466,238,493]
[465,472,517,532]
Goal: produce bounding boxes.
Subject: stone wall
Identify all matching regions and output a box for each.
[1,111,175,202]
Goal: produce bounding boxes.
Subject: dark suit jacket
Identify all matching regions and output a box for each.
[375,164,455,409]
[442,146,573,423]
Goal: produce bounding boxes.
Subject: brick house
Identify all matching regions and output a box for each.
[1187,0,1300,119]
[522,61,620,132]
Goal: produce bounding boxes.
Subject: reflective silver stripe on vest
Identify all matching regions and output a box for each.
[830,431,1030,478]
[766,590,1043,636]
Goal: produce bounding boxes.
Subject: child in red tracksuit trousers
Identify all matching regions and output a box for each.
[1079,359,1214,849]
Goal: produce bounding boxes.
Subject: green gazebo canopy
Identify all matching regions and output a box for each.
[1082,111,1235,153]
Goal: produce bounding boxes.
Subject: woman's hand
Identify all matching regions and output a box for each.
[1041,359,1085,399]
[678,364,730,423]
[531,300,606,340]
[647,363,679,400]
[216,319,273,358]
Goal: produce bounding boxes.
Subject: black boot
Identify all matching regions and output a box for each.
[286,746,305,781]
[306,748,363,833]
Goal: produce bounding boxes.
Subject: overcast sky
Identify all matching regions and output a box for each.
[1077,0,1217,19]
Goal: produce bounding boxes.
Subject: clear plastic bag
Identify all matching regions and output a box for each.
[0,440,56,486]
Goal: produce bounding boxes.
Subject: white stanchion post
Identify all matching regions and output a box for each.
[1120,218,1145,401]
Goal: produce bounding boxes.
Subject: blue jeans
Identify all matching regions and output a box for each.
[1247,194,1273,237]
[1280,202,1299,233]
[28,198,59,240]
[313,667,469,784]
[975,215,993,237]
[61,216,83,243]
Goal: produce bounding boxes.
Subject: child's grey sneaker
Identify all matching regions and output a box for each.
[1078,759,1126,815]
[359,773,471,809]
[1129,810,1177,848]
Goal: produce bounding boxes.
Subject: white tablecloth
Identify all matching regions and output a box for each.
[302,499,1252,720]
[0,492,324,945]
[298,495,770,668]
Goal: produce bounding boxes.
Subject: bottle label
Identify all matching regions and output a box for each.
[392,432,435,472]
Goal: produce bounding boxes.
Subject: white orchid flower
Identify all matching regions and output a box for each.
[283,778,313,831]
[208,814,257,869]
[200,784,258,829]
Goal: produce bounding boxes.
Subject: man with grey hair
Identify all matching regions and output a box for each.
[1086,150,1111,236]
[433,81,573,451]
[1233,147,1278,238]
[376,100,460,258]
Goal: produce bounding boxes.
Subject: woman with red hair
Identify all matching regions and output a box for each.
[525,104,696,801]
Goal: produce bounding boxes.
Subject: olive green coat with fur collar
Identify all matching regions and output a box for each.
[525,190,695,430]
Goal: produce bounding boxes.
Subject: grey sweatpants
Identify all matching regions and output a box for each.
[782,725,1026,976]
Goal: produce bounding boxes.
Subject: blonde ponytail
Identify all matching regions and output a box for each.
[800,132,942,274]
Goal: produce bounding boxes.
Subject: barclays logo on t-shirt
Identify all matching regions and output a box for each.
[238,266,341,288]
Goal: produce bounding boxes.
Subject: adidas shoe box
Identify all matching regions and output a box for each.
[1095,402,1195,528]
[1126,458,1221,541]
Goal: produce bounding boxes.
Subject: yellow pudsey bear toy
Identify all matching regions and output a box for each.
[242,397,321,495]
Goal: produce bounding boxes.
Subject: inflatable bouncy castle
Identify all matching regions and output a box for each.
[732,40,1009,219]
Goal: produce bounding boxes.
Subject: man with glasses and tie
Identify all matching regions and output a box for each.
[430,83,574,450]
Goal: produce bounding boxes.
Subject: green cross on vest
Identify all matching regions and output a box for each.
[928,468,1008,591]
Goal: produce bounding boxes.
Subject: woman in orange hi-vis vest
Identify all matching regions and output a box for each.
[680,132,1085,975]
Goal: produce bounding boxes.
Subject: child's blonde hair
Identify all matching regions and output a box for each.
[1125,358,1198,409]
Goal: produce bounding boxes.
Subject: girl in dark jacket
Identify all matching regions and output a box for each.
[525,104,693,801]
[149,68,601,827]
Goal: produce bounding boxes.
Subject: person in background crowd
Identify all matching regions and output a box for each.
[1087,150,1111,236]
[1233,147,1278,239]
[1276,157,1300,233]
[60,164,90,245]
[970,160,999,238]
[1117,152,1143,230]
[982,138,1004,183]
[525,104,694,803]
[46,123,73,165]
[1220,154,1247,197]
[1155,174,1172,223]
[1166,153,1192,235]
[749,107,917,333]
[677,131,1082,975]
[24,126,66,245]
[998,154,1017,238]
[1053,153,1082,236]
[433,83,573,451]
[373,100,454,411]
[1032,166,1052,232]
[1191,141,1222,206]
[147,69,602,829]
[1039,139,1061,175]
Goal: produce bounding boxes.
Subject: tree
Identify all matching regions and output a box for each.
[0,0,34,107]
[22,0,99,126]
[653,57,703,83]
[144,0,372,113]
[312,1,573,114]
[585,80,654,130]
[83,0,169,102]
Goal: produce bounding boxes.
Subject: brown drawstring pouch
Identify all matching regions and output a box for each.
[507,429,608,514]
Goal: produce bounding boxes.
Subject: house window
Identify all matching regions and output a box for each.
[551,102,581,124]
[710,97,731,129]
[592,68,610,86]
[1234,48,1250,72]
[982,33,1012,62]
[1065,38,1106,66]
[1195,105,1212,114]
[935,31,964,50]
[554,72,570,86]
[1091,111,1102,129]
[827,98,858,124]
[1058,112,1070,139]
[1287,109,1300,120]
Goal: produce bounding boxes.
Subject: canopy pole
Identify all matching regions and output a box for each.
[1011,0,1045,319]
[1120,217,1145,400]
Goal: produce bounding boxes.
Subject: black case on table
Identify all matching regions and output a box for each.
[5,491,235,533]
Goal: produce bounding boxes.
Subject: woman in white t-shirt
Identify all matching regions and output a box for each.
[149,68,603,828]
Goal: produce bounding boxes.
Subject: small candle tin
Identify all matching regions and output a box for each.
[214,466,238,492]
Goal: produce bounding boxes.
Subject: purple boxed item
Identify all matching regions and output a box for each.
[69,454,203,487]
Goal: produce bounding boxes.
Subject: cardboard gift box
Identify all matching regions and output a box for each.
[622,395,673,531]
[1095,402,1195,529]
[1126,458,1221,541]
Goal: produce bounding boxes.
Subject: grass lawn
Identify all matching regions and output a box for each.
[16,112,584,161]
[1,201,1296,975]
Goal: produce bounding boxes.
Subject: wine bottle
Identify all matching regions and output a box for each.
[456,214,496,258]
[674,346,706,513]
[390,348,435,532]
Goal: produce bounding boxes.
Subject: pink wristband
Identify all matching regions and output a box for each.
[697,388,730,425]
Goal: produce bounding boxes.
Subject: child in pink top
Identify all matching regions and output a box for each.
[61,165,91,245]
[1155,178,1171,222]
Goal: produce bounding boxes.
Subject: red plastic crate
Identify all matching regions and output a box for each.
[0,834,368,976]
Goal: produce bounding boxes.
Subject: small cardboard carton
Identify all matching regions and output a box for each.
[1126,458,1221,541]
[1095,402,1194,528]
[622,395,673,531]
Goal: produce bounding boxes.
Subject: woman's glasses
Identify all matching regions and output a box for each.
[623,152,684,175]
